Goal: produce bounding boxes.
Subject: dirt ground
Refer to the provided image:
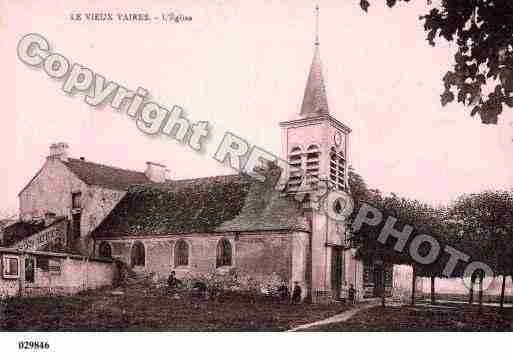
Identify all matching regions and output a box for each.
[0,286,350,331]
[306,302,513,331]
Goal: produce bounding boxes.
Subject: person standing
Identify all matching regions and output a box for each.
[348,284,356,304]
[291,282,302,304]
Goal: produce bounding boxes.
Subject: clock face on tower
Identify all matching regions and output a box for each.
[334,132,343,148]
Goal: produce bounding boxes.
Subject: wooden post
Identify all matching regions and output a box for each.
[469,275,475,304]
[500,274,506,310]
[381,265,386,308]
[478,272,484,314]
[411,265,416,306]
[430,276,436,305]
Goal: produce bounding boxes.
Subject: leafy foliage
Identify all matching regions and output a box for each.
[348,168,513,277]
[451,190,513,275]
[360,0,513,124]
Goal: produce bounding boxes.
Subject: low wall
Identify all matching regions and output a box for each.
[0,247,115,298]
[419,275,513,297]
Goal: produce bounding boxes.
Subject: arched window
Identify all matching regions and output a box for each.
[98,242,112,258]
[131,241,145,267]
[216,239,232,267]
[174,240,189,267]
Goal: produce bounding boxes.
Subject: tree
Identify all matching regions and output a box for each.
[360,0,513,125]
[348,170,513,309]
[349,171,450,305]
[451,190,513,310]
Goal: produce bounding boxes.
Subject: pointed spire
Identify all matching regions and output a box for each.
[300,5,329,117]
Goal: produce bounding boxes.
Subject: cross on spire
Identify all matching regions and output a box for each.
[299,5,329,117]
[315,5,320,46]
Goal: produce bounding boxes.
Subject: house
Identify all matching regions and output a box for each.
[0,246,115,298]
[16,142,166,254]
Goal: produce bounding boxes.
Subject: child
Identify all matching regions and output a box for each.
[348,283,356,304]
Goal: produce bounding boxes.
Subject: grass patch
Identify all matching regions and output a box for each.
[307,303,513,331]
[0,287,349,331]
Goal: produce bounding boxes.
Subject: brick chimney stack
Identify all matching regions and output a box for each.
[48,142,69,162]
[145,161,168,183]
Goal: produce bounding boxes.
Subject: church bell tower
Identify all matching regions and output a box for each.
[280,6,357,303]
[280,6,351,195]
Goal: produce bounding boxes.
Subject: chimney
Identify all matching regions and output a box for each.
[145,161,167,183]
[48,142,69,162]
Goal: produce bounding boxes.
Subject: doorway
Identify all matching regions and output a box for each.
[331,248,343,300]
[373,266,384,297]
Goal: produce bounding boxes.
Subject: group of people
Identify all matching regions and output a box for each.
[167,272,357,304]
[277,281,303,303]
[167,272,305,303]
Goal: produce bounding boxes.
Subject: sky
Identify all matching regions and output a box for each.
[1,0,512,215]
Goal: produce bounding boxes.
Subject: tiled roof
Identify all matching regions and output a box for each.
[2,221,46,247]
[92,173,309,238]
[64,158,152,191]
[0,219,16,230]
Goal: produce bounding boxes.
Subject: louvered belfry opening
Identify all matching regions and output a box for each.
[330,146,346,191]
[288,146,303,193]
[305,144,321,188]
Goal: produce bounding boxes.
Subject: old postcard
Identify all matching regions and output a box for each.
[1,0,512,356]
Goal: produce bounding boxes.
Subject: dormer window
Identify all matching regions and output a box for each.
[71,192,82,241]
[72,192,82,210]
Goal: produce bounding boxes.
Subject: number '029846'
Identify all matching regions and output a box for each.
[18,341,50,350]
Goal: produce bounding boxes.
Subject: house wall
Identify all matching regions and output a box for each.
[19,159,88,220]
[0,251,115,298]
[18,158,126,254]
[96,230,308,296]
[80,186,125,254]
[0,275,19,298]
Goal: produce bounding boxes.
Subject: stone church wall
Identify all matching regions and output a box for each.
[96,230,307,295]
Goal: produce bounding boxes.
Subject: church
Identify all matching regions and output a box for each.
[3,19,399,302]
